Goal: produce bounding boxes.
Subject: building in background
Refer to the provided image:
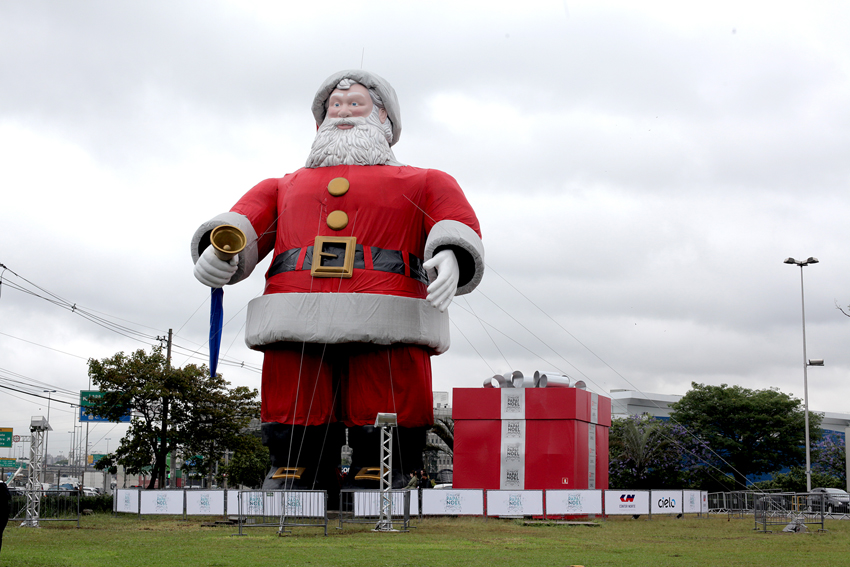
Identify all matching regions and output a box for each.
[425,391,453,481]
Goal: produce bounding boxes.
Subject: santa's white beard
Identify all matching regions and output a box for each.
[306,116,398,168]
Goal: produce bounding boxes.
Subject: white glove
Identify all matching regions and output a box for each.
[194,245,238,288]
[424,249,459,313]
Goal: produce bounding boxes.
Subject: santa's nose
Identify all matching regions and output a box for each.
[338,106,352,117]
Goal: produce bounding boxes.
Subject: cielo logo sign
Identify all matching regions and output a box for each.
[620,494,635,502]
[657,497,677,508]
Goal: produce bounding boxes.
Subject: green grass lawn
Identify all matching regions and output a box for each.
[3,514,849,567]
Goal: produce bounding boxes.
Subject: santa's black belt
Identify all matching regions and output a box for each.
[267,242,428,284]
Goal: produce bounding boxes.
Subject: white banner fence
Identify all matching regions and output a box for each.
[114,488,710,522]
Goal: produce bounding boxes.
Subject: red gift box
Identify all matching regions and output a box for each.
[452,387,610,491]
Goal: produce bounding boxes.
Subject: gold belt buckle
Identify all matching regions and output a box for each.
[311,236,357,278]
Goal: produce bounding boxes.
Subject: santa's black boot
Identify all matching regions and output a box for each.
[348,425,427,489]
[261,423,314,490]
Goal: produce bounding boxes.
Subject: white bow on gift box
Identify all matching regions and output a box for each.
[482,370,586,389]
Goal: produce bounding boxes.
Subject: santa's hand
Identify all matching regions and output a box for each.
[194,245,238,288]
[424,249,459,312]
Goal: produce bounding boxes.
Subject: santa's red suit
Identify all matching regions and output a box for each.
[191,164,484,428]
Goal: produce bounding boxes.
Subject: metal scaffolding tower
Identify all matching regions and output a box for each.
[373,412,397,532]
[24,416,51,528]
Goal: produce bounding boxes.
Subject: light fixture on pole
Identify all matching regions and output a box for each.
[784,256,819,493]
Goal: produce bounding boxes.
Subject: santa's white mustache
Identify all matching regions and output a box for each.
[322,117,367,128]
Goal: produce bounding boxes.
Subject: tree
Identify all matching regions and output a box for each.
[217,433,270,489]
[608,415,722,490]
[752,467,841,492]
[669,383,821,489]
[812,434,846,484]
[609,415,672,488]
[87,347,259,489]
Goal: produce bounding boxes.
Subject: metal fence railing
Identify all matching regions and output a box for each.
[706,490,849,530]
[338,489,412,531]
[753,492,827,532]
[10,489,80,527]
[235,490,328,536]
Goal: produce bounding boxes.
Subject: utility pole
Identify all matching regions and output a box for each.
[158,329,173,489]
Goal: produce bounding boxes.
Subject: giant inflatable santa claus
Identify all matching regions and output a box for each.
[191,70,484,492]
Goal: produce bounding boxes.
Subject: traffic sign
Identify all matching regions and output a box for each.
[0,458,16,467]
[79,391,131,423]
[0,428,12,448]
[12,435,20,443]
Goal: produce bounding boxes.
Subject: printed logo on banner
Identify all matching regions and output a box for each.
[505,444,522,462]
[124,493,131,508]
[505,395,522,413]
[156,494,167,513]
[565,493,582,513]
[444,493,462,513]
[200,493,211,514]
[689,493,696,508]
[500,417,525,490]
[506,422,522,438]
[248,493,262,515]
[588,425,597,490]
[590,393,599,424]
[285,493,304,515]
[657,497,676,509]
[507,493,523,514]
[620,494,635,502]
[505,470,521,487]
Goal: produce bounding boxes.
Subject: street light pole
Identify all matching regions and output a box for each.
[43,390,56,468]
[784,256,818,493]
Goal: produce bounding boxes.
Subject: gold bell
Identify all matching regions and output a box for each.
[210,225,247,261]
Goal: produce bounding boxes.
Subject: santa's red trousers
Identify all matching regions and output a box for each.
[261,342,434,428]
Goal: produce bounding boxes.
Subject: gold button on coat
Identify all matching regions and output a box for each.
[327,177,350,196]
[326,210,349,230]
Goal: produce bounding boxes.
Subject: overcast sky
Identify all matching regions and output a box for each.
[2,0,849,460]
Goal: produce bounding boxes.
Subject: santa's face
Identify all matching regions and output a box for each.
[305,82,397,168]
[327,84,387,127]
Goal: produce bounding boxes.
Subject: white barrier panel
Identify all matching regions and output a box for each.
[186,490,225,516]
[604,490,650,515]
[682,490,701,514]
[140,490,184,515]
[280,491,325,518]
[545,490,603,516]
[239,491,279,516]
[701,491,709,513]
[651,490,683,514]
[422,489,484,516]
[227,489,239,515]
[354,491,418,517]
[239,491,261,516]
[115,489,139,513]
[486,490,544,517]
